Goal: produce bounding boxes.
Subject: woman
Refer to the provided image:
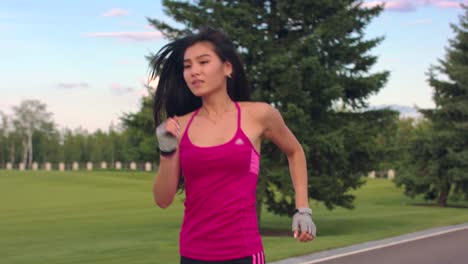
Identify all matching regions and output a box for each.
[150,27,315,264]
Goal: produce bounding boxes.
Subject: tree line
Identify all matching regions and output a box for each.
[0,96,157,168]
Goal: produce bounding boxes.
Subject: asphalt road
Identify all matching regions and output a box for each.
[310,228,468,264]
[270,224,468,264]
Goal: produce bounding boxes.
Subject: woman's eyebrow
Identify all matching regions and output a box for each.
[184,54,211,62]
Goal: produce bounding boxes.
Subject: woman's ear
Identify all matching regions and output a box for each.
[224,61,233,77]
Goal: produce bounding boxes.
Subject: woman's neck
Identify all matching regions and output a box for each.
[200,93,235,117]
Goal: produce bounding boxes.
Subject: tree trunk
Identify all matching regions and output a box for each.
[22,139,27,165]
[9,143,15,164]
[28,132,33,169]
[437,183,450,207]
[0,147,4,168]
[111,146,115,169]
[256,200,263,228]
[256,173,268,229]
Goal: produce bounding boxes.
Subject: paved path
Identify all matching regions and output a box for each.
[270,223,468,264]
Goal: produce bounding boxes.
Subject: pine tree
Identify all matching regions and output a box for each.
[397,5,468,207]
[120,95,158,162]
[148,0,397,216]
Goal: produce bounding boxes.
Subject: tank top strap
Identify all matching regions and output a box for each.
[182,108,200,142]
[234,101,241,130]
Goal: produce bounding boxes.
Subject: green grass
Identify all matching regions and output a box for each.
[1,170,467,264]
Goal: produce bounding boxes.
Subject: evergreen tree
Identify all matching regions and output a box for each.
[120,95,158,162]
[0,112,8,168]
[397,5,468,207]
[32,122,61,163]
[148,0,396,215]
[62,129,84,165]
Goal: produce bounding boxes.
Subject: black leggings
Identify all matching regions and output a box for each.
[181,252,266,264]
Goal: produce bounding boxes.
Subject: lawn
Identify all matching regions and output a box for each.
[1,170,467,263]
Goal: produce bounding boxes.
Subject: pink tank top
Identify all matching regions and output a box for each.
[179,101,263,261]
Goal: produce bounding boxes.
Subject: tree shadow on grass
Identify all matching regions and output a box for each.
[260,218,374,237]
[260,227,291,237]
[260,223,357,238]
[409,203,468,209]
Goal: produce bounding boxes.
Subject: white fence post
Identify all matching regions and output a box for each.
[145,162,152,172]
[45,162,52,171]
[72,162,79,171]
[59,162,65,171]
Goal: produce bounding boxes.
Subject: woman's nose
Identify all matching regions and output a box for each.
[190,64,200,76]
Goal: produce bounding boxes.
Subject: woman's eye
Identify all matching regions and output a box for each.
[184,64,191,69]
[200,61,209,64]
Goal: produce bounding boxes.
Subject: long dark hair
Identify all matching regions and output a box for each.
[149,27,250,126]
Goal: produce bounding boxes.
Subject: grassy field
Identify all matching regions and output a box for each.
[1,170,467,264]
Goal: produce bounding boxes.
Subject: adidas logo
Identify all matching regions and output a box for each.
[235,138,244,145]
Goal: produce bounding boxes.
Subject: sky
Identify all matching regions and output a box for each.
[1,0,467,132]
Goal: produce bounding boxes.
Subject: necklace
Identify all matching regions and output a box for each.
[200,101,233,125]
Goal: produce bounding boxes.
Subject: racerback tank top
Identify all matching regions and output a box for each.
[178,101,263,261]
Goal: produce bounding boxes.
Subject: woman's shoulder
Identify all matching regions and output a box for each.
[238,101,278,120]
[177,110,196,127]
[238,101,271,111]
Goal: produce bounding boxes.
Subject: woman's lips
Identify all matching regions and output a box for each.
[191,80,203,87]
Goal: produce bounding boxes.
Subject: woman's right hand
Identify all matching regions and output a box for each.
[156,116,180,155]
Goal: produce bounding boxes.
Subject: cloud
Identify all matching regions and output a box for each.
[0,102,12,114]
[57,82,90,89]
[140,88,151,97]
[362,1,415,11]
[85,31,163,41]
[145,24,156,30]
[102,8,130,17]
[135,77,158,97]
[362,0,464,11]
[110,83,135,95]
[428,0,465,8]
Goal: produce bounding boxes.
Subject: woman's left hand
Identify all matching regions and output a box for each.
[292,208,316,242]
[294,230,315,242]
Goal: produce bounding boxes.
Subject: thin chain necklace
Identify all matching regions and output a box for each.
[200,101,234,125]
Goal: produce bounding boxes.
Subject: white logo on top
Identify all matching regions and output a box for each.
[235,138,244,145]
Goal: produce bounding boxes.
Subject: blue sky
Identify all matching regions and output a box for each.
[1,0,466,131]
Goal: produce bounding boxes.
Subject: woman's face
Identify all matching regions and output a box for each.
[183,41,232,97]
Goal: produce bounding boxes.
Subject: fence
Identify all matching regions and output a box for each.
[1,161,157,172]
[368,169,396,180]
[2,162,395,179]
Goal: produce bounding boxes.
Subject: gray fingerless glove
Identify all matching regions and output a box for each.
[156,122,178,155]
[292,208,316,237]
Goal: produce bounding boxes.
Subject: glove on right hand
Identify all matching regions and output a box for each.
[156,122,178,154]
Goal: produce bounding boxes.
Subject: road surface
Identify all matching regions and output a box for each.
[271,223,468,264]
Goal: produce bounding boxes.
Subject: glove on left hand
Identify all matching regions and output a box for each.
[292,208,316,237]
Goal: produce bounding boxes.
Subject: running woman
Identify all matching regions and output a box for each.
[151,27,316,264]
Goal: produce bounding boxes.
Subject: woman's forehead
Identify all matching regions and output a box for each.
[184,41,216,60]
